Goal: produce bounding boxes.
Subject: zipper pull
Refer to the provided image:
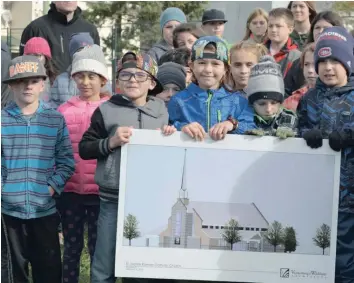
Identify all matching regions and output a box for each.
[217,110,221,123]
[60,34,64,53]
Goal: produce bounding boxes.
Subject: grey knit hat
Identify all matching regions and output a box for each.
[71,44,109,80]
[245,55,284,104]
[157,62,186,90]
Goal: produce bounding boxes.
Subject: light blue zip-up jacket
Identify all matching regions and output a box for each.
[1,101,75,219]
[168,83,256,134]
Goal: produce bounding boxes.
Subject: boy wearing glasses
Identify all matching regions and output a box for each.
[79,51,175,283]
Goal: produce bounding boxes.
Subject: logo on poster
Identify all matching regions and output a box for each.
[280,268,290,278]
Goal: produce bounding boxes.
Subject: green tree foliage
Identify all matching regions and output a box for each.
[222,218,242,250]
[283,226,298,253]
[123,214,141,246]
[313,223,331,255]
[83,1,207,58]
[332,1,354,12]
[264,221,284,252]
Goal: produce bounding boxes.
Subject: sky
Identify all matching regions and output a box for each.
[122,144,336,255]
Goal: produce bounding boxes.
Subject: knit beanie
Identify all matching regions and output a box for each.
[24,37,51,59]
[314,26,354,76]
[71,44,108,80]
[157,62,186,90]
[160,7,187,31]
[245,55,284,104]
[69,33,94,58]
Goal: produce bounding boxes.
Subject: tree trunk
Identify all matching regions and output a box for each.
[274,245,276,252]
[129,239,131,246]
[323,248,325,255]
[230,243,233,250]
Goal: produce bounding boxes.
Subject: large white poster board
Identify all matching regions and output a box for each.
[115,130,340,283]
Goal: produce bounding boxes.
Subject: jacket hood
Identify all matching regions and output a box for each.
[48,2,82,25]
[4,100,49,118]
[265,37,299,54]
[151,40,170,53]
[1,40,9,53]
[109,94,166,118]
[66,95,110,108]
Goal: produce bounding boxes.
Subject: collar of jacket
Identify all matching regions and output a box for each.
[187,82,230,99]
[109,94,162,118]
[48,3,82,25]
[254,107,285,125]
[5,100,48,118]
[265,37,298,54]
[314,76,354,97]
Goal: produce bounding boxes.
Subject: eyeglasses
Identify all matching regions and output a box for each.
[118,71,150,82]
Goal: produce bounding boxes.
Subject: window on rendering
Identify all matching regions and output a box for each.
[202,225,208,229]
[251,228,254,231]
[256,228,259,231]
[261,228,267,232]
[215,226,219,229]
[210,226,214,229]
[174,237,180,245]
[245,227,250,231]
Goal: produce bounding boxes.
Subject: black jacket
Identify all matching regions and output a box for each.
[19,3,100,73]
[284,58,305,98]
[1,41,13,108]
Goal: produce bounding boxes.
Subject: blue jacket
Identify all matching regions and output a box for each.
[168,83,256,134]
[1,101,75,219]
[298,77,354,210]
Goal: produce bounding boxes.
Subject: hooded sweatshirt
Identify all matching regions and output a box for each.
[147,39,171,64]
[19,3,100,73]
[78,94,168,203]
[168,83,256,134]
[58,95,110,195]
[1,101,75,219]
[265,37,301,78]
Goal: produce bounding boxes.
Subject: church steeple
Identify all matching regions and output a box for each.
[179,149,189,203]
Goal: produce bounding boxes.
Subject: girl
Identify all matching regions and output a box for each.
[57,45,111,283]
[284,11,343,96]
[173,23,206,50]
[283,43,317,111]
[227,41,268,95]
[168,36,256,141]
[23,37,59,102]
[243,8,269,44]
[288,1,317,50]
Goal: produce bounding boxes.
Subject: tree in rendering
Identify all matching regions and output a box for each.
[264,221,284,252]
[283,226,298,253]
[123,214,141,246]
[313,224,331,255]
[222,218,242,250]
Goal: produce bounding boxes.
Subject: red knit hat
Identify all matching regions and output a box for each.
[24,37,52,59]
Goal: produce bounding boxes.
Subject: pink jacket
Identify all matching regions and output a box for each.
[58,95,110,195]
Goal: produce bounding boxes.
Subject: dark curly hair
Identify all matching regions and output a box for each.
[44,57,59,86]
[158,47,191,67]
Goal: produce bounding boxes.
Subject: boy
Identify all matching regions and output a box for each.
[298,26,354,282]
[1,55,75,283]
[168,36,256,141]
[78,52,175,283]
[265,8,301,78]
[157,62,186,105]
[201,9,227,39]
[245,55,298,138]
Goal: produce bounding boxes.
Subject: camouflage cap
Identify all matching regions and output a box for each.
[116,51,163,95]
[2,55,47,84]
[191,36,229,63]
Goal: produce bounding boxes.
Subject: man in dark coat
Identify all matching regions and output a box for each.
[1,40,13,108]
[19,1,100,73]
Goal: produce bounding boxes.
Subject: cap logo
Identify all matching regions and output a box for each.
[318,47,332,58]
[9,62,39,78]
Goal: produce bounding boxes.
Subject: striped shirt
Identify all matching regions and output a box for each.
[1,101,75,219]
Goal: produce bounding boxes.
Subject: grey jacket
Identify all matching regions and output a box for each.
[78,94,168,202]
[1,41,13,108]
[147,39,171,63]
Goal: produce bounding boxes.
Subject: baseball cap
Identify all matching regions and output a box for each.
[191,36,229,63]
[202,9,227,24]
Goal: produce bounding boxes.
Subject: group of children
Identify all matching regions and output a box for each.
[1,4,354,283]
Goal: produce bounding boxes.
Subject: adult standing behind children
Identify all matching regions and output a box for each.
[243,8,269,44]
[298,26,354,283]
[1,55,75,283]
[265,8,301,78]
[20,1,100,73]
[147,7,187,63]
[288,1,317,51]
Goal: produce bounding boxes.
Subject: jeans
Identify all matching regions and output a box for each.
[91,199,118,283]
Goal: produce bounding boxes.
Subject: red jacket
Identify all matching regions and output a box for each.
[265,38,301,78]
[283,85,309,112]
[58,95,110,195]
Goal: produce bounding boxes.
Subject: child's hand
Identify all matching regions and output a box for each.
[108,126,133,149]
[182,122,206,141]
[160,125,176,136]
[209,121,233,141]
[276,127,295,139]
[246,129,265,136]
[303,129,322,149]
[48,186,55,196]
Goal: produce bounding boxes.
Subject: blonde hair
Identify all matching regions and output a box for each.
[300,43,315,68]
[243,8,269,41]
[227,41,268,92]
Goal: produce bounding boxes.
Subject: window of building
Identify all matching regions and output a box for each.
[202,225,208,229]
[210,226,214,229]
[174,237,180,245]
[251,228,254,231]
[256,228,259,231]
[215,226,219,229]
[221,226,224,229]
[245,227,250,231]
[261,228,267,232]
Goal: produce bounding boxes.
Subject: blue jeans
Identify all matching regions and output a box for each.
[91,199,118,283]
[335,208,354,283]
